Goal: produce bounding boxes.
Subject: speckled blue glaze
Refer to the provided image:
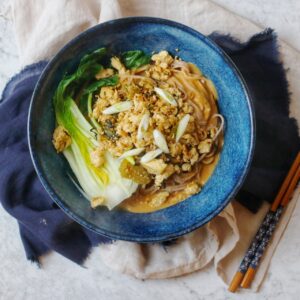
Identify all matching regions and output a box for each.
[28,17,255,242]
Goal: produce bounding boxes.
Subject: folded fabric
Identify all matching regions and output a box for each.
[0,27,298,267]
[0,62,111,264]
[210,29,299,211]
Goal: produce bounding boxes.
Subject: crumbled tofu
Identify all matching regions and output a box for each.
[182,163,191,172]
[91,196,105,209]
[149,191,169,208]
[95,68,114,79]
[111,57,126,74]
[147,65,171,80]
[143,51,175,80]
[151,51,174,66]
[92,88,120,122]
[155,165,176,186]
[52,125,72,152]
[90,148,105,168]
[185,182,201,195]
[90,54,200,168]
[174,165,181,173]
[142,159,167,175]
[169,143,183,157]
[100,87,119,104]
[100,86,113,99]
[189,148,199,165]
[198,139,213,154]
[209,127,218,139]
[84,51,220,182]
[92,97,107,120]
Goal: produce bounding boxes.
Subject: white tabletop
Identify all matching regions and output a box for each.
[1,1,300,299]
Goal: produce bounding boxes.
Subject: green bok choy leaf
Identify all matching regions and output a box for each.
[121,50,151,69]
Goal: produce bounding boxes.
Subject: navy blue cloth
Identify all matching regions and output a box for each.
[0,63,111,264]
[210,29,299,211]
[0,29,299,264]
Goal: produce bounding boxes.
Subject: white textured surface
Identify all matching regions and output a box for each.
[1,1,300,299]
[213,0,300,52]
[0,5,19,95]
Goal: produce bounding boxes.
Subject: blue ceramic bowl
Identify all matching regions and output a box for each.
[28,17,254,242]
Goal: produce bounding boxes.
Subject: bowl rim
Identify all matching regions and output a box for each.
[28,16,255,242]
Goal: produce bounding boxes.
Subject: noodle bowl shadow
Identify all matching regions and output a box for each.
[28,17,255,242]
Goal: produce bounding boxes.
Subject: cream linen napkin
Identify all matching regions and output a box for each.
[8,0,300,291]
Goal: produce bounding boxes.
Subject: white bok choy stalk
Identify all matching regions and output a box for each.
[57,97,138,210]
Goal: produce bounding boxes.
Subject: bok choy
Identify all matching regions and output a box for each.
[121,50,151,69]
[53,47,138,209]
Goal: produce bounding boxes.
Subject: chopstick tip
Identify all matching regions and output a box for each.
[228,271,244,293]
[240,267,256,288]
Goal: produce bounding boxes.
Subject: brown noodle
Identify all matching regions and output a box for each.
[121,62,224,211]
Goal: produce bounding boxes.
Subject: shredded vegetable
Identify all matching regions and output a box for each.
[103,101,132,115]
[154,87,177,106]
[119,148,145,160]
[176,114,191,142]
[153,129,169,153]
[137,112,150,140]
[140,149,163,163]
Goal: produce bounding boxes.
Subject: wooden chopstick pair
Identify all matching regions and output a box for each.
[228,151,300,293]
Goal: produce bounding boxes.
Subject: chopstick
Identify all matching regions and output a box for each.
[241,162,300,288]
[228,152,300,292]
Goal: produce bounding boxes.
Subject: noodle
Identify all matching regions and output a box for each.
[173,69,203,80]
[120,74,156,84]
[84,51,224,211]
[173,73,199,97]
[120,56,225,212]
[210,114,225,142]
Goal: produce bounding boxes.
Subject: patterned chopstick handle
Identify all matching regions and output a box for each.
[239,211,274,273]
[250,206,284,269]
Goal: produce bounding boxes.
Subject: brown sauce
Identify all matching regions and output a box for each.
[121,154,220,213]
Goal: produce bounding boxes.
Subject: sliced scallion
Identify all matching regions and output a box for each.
[153,129,169,153]
[103,101,132,114]
[176,114,191,142]
[140,149,163,163]
[137,112,150,140]
[154,87,177,106]
[119,148,145,160]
